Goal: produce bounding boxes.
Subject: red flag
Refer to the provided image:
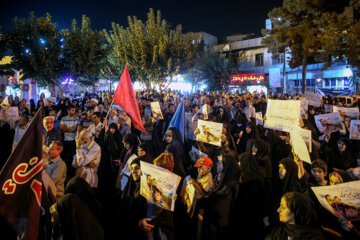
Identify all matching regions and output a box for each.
[0,107,43,239]
[113,65,146,133]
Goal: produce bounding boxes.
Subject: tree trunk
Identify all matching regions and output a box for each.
[44,80,56,97]
[302,55,308,94]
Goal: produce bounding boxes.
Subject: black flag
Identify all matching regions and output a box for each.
[0,107,43,239]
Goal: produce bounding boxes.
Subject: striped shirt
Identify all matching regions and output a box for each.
[46,155,67,199]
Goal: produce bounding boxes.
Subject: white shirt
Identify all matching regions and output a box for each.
[72,141,101,187]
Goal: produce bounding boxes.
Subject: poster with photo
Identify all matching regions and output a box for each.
[311,181,360,221]
[140,161,181,211]
[255,112,263,126]
[264,99,301,130]
[151,102,164,120]
[333,106,359,121]
[180,176,199,218]
[324,104,333,113]
[189,146,208,163]
[283,125,312,153]
[195,120,223,147]
[192,104,209,122]
[350,120,360,140]
[0,106,19,121]
[314,112,344,133]
[290,131,311,164]
[304,91,323,107]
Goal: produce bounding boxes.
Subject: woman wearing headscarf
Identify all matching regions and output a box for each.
[264,157,309,230]
[137,142,154,164]
[50,193,104,240]
[266,192,324,240]
[164,127,188,177]
[118,157,147,240]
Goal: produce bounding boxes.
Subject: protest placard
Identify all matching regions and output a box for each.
[255,112,263,126]
[192,104,209,122]
[311,181,360,221]
[264,99,301,130]
[333,106,359,121]
[180,176,199,218]
[324,104,333,113]
[195,120,223,146]
[0,106,19,121]
[283,125,312,152]
[150,102,164,119]
[350,120,360,140]
[290,131,311,164]
[304,91,323,107]
[189,146,208,163]
[314,112,344,133]
[140,161,181,211]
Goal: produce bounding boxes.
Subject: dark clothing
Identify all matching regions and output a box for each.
[44,128,62,146]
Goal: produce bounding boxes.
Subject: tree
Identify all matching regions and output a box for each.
[63,15,109,88]
[262,0,349,93]
[191,50,241,91]
[104,8,198,90]
[5,12,67,97]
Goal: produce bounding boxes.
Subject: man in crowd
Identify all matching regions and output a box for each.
[47,141,67,199]
[12,115,29,150]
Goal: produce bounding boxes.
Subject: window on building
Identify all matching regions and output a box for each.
[255,53,264,67]
[306,79,310,87]
[295,80,301,87]
[344,78,349,86]
[272,53,284,65]
[324,79,330,87]
[331,78,336,86]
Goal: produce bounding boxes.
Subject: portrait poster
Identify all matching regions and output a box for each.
[151,102,164,120]
[350,120,360,140]
[180,176,199,218]
[192,104,209,122]
[304,91,323,107]
[333,106,359,121]
[324,104,333,113]
[269,67,281,88]
[140,161,181,211]
[283,125,312,153]
[264,99,301,130]
[189,146,208,163]
[195,120,223,146]
[314,112,344,133]
[290,131,311,164]
[311,181,360,221]
[255,112,263,126]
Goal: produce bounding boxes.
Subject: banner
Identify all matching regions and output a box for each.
[350,120,360,140]
[304,91,323,107]
[290,131,311,164]
[180,176,199,218]
[150,102,164,120]
[140,161,181,211]
[283,125,312,153]
[0,106,19,121]
[311,181,360,221]
[255,112,263,126]
[189,146,208,163]
[195,120,223,146]
[333,106,359,121]
[264,99,301,130]
[314,112,344,133]
[269,68,281,88]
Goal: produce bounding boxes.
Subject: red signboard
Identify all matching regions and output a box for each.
[231,73,265,83]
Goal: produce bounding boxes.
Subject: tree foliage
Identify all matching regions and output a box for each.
[192,50,240,90]
[104,8,198,89]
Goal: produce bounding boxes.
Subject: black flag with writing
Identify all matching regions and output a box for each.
[0,107,43,240]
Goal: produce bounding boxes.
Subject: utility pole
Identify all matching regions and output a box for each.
[283,50,286,94]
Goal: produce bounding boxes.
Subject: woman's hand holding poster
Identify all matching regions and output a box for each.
[195,120,223,146]
[140,161,181,211]
[311,181,360,221]
[264,99,301,130]
[314,112,344,133]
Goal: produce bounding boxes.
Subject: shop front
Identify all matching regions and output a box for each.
[228,73,268,96]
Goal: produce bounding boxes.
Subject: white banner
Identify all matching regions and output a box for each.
[290,131,311,164]
[314,112,344,133]
[264,99,301,130]
[304,91,323,107]
[283,125,312,153]
[269,68,281,88]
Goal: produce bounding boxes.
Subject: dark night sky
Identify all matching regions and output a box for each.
[0,0,283,40]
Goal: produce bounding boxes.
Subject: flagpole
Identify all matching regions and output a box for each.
[104,97,115,121]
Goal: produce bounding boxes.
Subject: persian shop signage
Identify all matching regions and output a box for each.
[230,73,265,85]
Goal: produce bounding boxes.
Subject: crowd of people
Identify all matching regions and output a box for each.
[1,89,360,240]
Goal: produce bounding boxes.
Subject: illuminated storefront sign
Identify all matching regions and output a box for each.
[231,73,265,83]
